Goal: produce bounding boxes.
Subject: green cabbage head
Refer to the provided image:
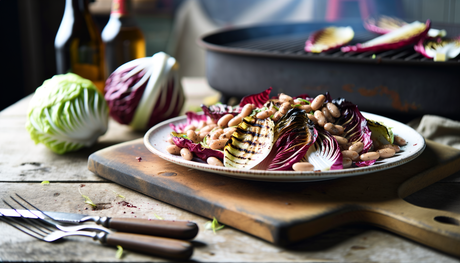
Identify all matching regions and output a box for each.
[26,73,109,154]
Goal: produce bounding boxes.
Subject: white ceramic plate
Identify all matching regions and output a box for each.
[144,112,425,182]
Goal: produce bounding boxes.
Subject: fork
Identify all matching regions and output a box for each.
[0,205,194,260]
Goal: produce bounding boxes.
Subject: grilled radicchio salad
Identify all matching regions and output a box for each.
[166,88,407,172]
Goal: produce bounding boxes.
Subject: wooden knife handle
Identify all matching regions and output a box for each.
[105,232,193,260]
[107,218,199,240]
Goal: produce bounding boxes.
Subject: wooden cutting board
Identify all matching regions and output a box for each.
[88,138,460,256]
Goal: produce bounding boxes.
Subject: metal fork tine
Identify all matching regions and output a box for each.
[14,194,58,222]
[0,213,48,240]
[2,199,55,234]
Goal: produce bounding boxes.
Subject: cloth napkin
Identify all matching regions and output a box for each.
[407,115,460,150]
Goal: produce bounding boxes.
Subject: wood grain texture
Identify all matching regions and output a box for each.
[88,138,460,257]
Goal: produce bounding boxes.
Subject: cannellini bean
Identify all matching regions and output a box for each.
[279,93,294,104]
[256,108,275,119]
[279,102,291,115]
[380,144,401,153]
[349,142,364,153]
[198,131,208,141]
[218,114,234,128]
[324,123,342,135]
[209,139,229,150]
[334,125,344,135]
[293,99,303,105]
[292,162,315,171]
[377,148,395,158]
[360,152,380,161]
[183,124,196,132]
[207,157,224,167]
[166,145,181,155]
[342,150,359,161]
[314,110,327,127]
[200,125,213,133]
[219,127,236,140]
[180,148,193,161]
[326,102,341,118]
[342,157,352,168]
[167,135,175,145]
[322,107,335,123]
[333,135,348,145]
[206,119,216,125]
[394,135,407,146]
[227,115,243,127]
[311,94,326,111]
[307,113,318,124]
[239,104,254,117]
[271,111,283,122]
[298,105,312,112]
[196,120,206,129]
[210,129,224,140]
[187,130,199,143]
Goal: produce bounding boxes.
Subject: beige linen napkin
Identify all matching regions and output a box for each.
[407,115,460,150]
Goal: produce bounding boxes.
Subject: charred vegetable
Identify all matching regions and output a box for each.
[223,116,275,169]
[414,37,460,61]
[305,26,354,53]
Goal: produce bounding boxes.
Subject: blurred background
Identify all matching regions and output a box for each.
[1,0,459,111]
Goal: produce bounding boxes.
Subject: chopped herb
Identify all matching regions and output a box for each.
[78,187,97,208]
[112,190,125,199]
[273,105,280,111]
[153,214,164,220]
[291,104,302,108]
[116,245,123,259]
[204,217,225,233]
[41,181,50,185]
[297,98,311,105]
[372,54,376,59]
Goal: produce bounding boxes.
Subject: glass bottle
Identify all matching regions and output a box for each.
[102,0,146,78]
[55,0,106,93]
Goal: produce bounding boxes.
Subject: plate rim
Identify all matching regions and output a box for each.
[143,111,426,182]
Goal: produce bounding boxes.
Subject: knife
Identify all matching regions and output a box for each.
[0,208,198,240]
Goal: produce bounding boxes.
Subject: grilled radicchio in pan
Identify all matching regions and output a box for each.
[305,26,354,53]
[342,20,431,53]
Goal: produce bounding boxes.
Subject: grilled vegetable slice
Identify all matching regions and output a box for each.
[305,26,354,53]
[266,108,317,171]
[414,37,460,61]
[342,20,431,53]
[364,15,446,38]
[302,127,342,171]
[367,118,394,147]
[223,116,275,169]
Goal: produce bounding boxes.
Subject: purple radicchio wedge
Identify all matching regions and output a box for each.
[364,15,446,38]
[305,26,354,53]
[169,111,210,133]
[266,108,317,171]
[334,98,374,167]
[414,37,460,61]
[105,52,185,131]
[342,20,431,53]
[302,127,343,171]
[171,133,224,161]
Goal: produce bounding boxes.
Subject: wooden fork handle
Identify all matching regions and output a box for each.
[107,218,199,240]
[105,232,193,260]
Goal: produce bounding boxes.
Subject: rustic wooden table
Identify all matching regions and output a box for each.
[1,78,459,262]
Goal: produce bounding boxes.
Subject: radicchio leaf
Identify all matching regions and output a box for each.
[239,87,272,108]
[334,98,374,167]
[266,108,317,171]
[414,37,460,61]
[302,127,343,171]
[201,104,241,123]
[342,20,431,53]
[169,111,209,133]
[364,15,446,38]
[305,26,354,53]
[171,134,224,161]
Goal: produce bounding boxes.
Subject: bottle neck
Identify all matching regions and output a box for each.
[111,0,132,16]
